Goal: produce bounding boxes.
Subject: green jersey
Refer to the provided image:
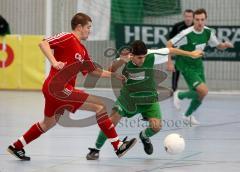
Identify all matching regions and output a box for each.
[170,26,220,72]
[117,48,169,112]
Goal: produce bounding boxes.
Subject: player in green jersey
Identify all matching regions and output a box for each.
[167,8,233,125]
[86,40,203,160]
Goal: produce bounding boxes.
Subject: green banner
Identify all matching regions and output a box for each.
[144,0,181,16]
[115,23,240,61]
[111,0,144,39]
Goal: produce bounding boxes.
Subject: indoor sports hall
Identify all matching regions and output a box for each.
[0,0,239,172]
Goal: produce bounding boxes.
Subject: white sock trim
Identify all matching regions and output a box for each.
[117,141,123,149]
[141,129,148,139]
[108,124,114,129]
[19,136,27,146]
[109,137,119,143]
[36,123,44,133]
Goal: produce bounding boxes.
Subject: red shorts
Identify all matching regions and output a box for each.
[42,87,89,117]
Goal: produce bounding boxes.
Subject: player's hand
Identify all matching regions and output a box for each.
[190,50,204,58]
[167,61,175,72]
[52,61,67,70]
[119,48,131,63]
[224,41,234,48]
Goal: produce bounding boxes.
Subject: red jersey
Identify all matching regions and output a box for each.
[43,32,96,89]
[41,32,96,117]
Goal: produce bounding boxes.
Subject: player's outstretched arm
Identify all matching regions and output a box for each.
[39,40,66,70]
[90,68,125,81]
[108,58,128,72]
[108,50,130,72]
[169,47,204,59]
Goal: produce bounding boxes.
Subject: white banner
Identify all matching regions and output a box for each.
[77,0,111,40]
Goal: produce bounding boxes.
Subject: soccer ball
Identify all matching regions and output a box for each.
[164,133,185,155]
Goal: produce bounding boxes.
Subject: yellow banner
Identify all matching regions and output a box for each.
[0,35,45,90]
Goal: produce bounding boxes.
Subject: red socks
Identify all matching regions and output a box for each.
[96,112,121,150]
[13,114,121,151]
[13,122,44,150]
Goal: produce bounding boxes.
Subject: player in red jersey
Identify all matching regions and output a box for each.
[7,13,137,160]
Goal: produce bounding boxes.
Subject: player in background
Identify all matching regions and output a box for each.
[7,12,137,161]
[167,9,194,92]
[167,8,234,125]
[86,40,204,160]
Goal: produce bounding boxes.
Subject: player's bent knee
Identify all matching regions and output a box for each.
[201,89,208,98]
[204,88,209,96]
[94,99,106,108]
[151,125,161,133]
[95,104,106,114]
[149,118,162,132]
[197,87,208,99]
[150,121,162,133]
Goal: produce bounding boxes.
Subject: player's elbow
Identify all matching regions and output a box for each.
[39,40,49,49]
[108,66,114,72]
[38,41,44,49]
[166,41,173,48]
[167,47,177,55]
[108,66,117,72]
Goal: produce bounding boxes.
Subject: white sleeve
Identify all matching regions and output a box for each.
[170,31,188,47]
[147,48,170,55]
[208,31,220,47]
[153,54,168,65]
[147,48,169,65]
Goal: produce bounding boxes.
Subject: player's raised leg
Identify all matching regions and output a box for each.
[139,117,162,155]
[80,95,136,158]
[139,103,162,155]
[86,110,122,160]
[183,83,208,125]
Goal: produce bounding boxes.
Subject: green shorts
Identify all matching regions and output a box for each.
[113,100,162,119]
[182,69,206,90]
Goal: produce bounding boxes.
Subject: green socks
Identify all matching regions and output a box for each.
[178,90,202,116]
[95,127,159,149]
[178,90,199,100]
[95,131,107,149]
[141,128,157,138]
[185,99,202,117]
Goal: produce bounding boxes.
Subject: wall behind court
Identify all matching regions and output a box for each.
[0,0,239,91]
